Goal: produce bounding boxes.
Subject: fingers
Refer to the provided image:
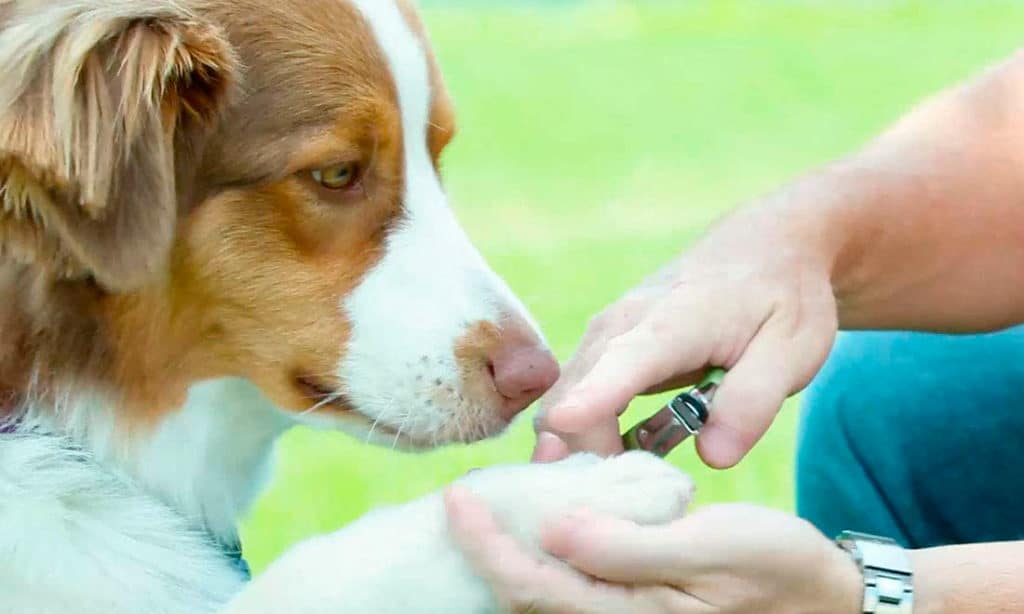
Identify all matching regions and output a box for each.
[445,485,506,554]
[696,313,833,468]
[695,338,787,469]
[542,510,699,586]
[543,296,716,454]
[531,432,571,463]
[538,293,656,415]
[548,419,624,458]
[537,250,836,462]
[444,487,673,614]
[639,371,705,396]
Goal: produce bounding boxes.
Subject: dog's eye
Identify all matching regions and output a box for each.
[311,162,360,190]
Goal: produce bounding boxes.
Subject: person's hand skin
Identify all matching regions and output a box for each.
[446,487,862,614]
[445,486,1024,614]
[535,50,1024,468]
[532,197,841,467]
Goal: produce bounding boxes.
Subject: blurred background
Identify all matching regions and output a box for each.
[240,0,1024,571]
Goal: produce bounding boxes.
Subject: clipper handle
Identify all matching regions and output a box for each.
[622,368,725,457]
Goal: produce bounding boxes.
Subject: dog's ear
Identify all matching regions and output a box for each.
[0,3,237,291]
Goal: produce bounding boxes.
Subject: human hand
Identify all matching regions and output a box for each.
[445,490,862,614]
[535,203,840,467]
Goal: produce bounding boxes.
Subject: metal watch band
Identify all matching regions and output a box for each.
[836,531,914,614]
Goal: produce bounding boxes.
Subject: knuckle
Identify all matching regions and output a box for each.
[641,314,673,339]
[615,293,650,314]
[509,599,572,614]
[601,335,632,359]
[604,330,639,353]
[508,598,543,614]
[505,590,549,614]
[587,298,644,337]
[585,311,614,336]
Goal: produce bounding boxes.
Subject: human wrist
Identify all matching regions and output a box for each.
[906,549,943,614]
[834,530,918,614]
[825,538,866,614]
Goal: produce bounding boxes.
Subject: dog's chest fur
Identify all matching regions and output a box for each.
[0,434,244,614]
[0,379,289,614]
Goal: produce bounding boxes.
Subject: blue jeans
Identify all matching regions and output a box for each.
[796,328,1024,548]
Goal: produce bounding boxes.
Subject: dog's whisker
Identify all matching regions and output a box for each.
[364,410,385,444]
[304,391,339,400]
[391,411,412,450]
[299,392,343,417]
[427,120,452,135]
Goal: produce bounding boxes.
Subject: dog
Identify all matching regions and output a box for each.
[0,1,694,612]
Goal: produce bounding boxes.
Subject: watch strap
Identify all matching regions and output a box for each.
[836,531,914,614]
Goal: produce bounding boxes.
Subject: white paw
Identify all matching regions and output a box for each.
[226,453,693,614]
[570,450,695,524]
[458,451,693,549]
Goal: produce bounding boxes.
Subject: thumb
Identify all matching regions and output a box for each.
[697,317,832,468]
[542,509,701,586]
[531,432,571,463]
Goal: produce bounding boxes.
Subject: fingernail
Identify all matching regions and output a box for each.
[532,432,569,463]
[443,490,465,524]
[698,425,747,469]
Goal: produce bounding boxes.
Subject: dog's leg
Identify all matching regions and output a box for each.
[224,451,692,614]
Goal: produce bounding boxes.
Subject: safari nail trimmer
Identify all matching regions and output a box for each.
[622,368,726,457]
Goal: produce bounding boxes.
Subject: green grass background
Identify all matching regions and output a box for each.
[240,1,1024,572]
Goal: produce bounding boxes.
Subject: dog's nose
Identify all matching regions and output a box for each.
[487,323,560,420]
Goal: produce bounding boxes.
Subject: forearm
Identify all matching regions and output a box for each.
[756,51,1024,332]
[911,542,1024,613]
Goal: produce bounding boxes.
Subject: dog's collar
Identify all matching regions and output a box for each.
[218,536,251,579]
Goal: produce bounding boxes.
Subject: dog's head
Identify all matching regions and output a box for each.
[0,0,558,446]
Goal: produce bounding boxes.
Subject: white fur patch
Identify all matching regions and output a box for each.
[18,379,292,546]
[126,379,293,543]
[0,432,246,614]
[225,451,693,614]
[339,0,538,446]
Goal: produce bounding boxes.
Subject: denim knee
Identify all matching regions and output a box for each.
[797,328,1024,547]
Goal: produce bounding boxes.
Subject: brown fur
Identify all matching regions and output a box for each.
[0,1,238,290]
[0,0,458,425]
[453,321,505,436]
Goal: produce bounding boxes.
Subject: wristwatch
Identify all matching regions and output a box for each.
[836,531,914,614]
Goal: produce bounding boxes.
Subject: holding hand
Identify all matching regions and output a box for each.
[446,491,862,614]
[535,201,842,468]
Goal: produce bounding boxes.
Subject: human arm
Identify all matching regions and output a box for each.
[446,490,1024,614]
[536,51,1024,467]
[911,541,1024,614]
